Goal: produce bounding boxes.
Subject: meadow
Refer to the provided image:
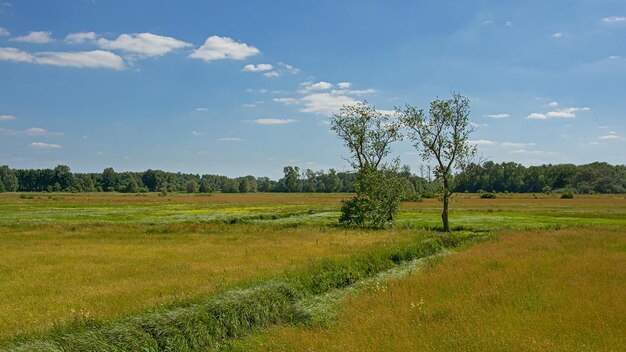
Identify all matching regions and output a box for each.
[0,192,624,350]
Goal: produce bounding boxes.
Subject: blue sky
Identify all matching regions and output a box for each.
[1,0,625,178]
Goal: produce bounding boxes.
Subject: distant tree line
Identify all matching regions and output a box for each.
[454,161,626,194]
[0,161,624,194]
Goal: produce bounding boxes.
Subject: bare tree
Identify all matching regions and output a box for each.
[399,93,476,232]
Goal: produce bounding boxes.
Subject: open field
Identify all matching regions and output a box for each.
[0,221,416,341]
[0,192,625,349]
[2,192,625,228]
[243,226,626,351]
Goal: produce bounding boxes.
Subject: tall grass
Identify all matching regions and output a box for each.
[246,227,626,351]
[1,233,484,351]
[0,223,415,341]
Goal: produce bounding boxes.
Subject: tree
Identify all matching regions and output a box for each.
[282,166,302,192]
[331,101,402,227]
[124,178,140,193]
[101,167,118,192]
[399,93,476,232]
[185,180,198,193]
[0,165,19,192]
[53,165,74,191]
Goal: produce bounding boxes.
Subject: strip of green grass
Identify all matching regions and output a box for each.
[1,232,487,351]
[243,226,626,352]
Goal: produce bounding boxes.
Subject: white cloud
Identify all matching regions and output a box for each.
[598,134,618,140]
[546,110,575,118]
[278,62,299,74]
[195,107,208,112]
[0,114,16,121]
[273,97,298,105]
[34,50,125,70]
[301,81,333,91]
[98,33,191,57]
[25,127,49,136]
[337,82,352,89]
[263,71,280,77]
[527,112,547,119]
[0,47,34,62]
[331,88,377,95]
[10,31,53,44]
[242,63,273,72]
[0,27,9,36]
[510,149,557,156]
[24,127,63,137]
[552,32,563,38]
[484,113,509,119]
[469,139,496,146]
[528,107,589,120]
[505,21,513,27]
[189,36,259,62]
[251,118,296,125]
[546,107,590,118]
[30,142,61,149]
[191,131,204,136]
[500,142,536,149]
[274,81,379,116]
[548,101,558,107]
[0,47,124,69]
[602,16,626,24]
[65,31,96,44]
[218,137,241,141]
[599,131,619,140]
[300,93,356,115]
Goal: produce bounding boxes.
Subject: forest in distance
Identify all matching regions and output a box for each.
[1,161,625,195]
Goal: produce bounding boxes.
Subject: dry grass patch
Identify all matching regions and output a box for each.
[250,227,626,352]
[0,223,413,342]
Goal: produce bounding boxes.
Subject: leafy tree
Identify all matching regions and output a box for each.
[124,178,140,193]
[331,101,402,227]
[399,93,476,232]
[238,178,249,193]
[101,167,118,192]
[185,180,198,193]
[0,165,19,192]
[282,166,302,192]
[53,165,74,191]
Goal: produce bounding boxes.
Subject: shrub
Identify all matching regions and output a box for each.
[561,191,574,199]
[480,192,496,199]
[338,197,368,227]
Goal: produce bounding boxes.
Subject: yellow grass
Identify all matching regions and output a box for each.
[0,223,412,341]
[249,227,626,351]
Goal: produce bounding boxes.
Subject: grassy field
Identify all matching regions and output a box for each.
[241,227,625,351]
[0,192,624,349]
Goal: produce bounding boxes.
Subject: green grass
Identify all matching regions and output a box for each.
[0,192,624,350]
[240,227,626,352]
[1,232,481,351]
[0,221,421,342]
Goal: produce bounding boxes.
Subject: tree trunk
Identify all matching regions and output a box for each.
[442,175,451,232]
[442,193,450,232]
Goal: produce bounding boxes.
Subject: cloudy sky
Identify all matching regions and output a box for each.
[1,0,625,178]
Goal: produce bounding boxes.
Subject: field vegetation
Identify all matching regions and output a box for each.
[0,192,624,350]
[241,227,625,351]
